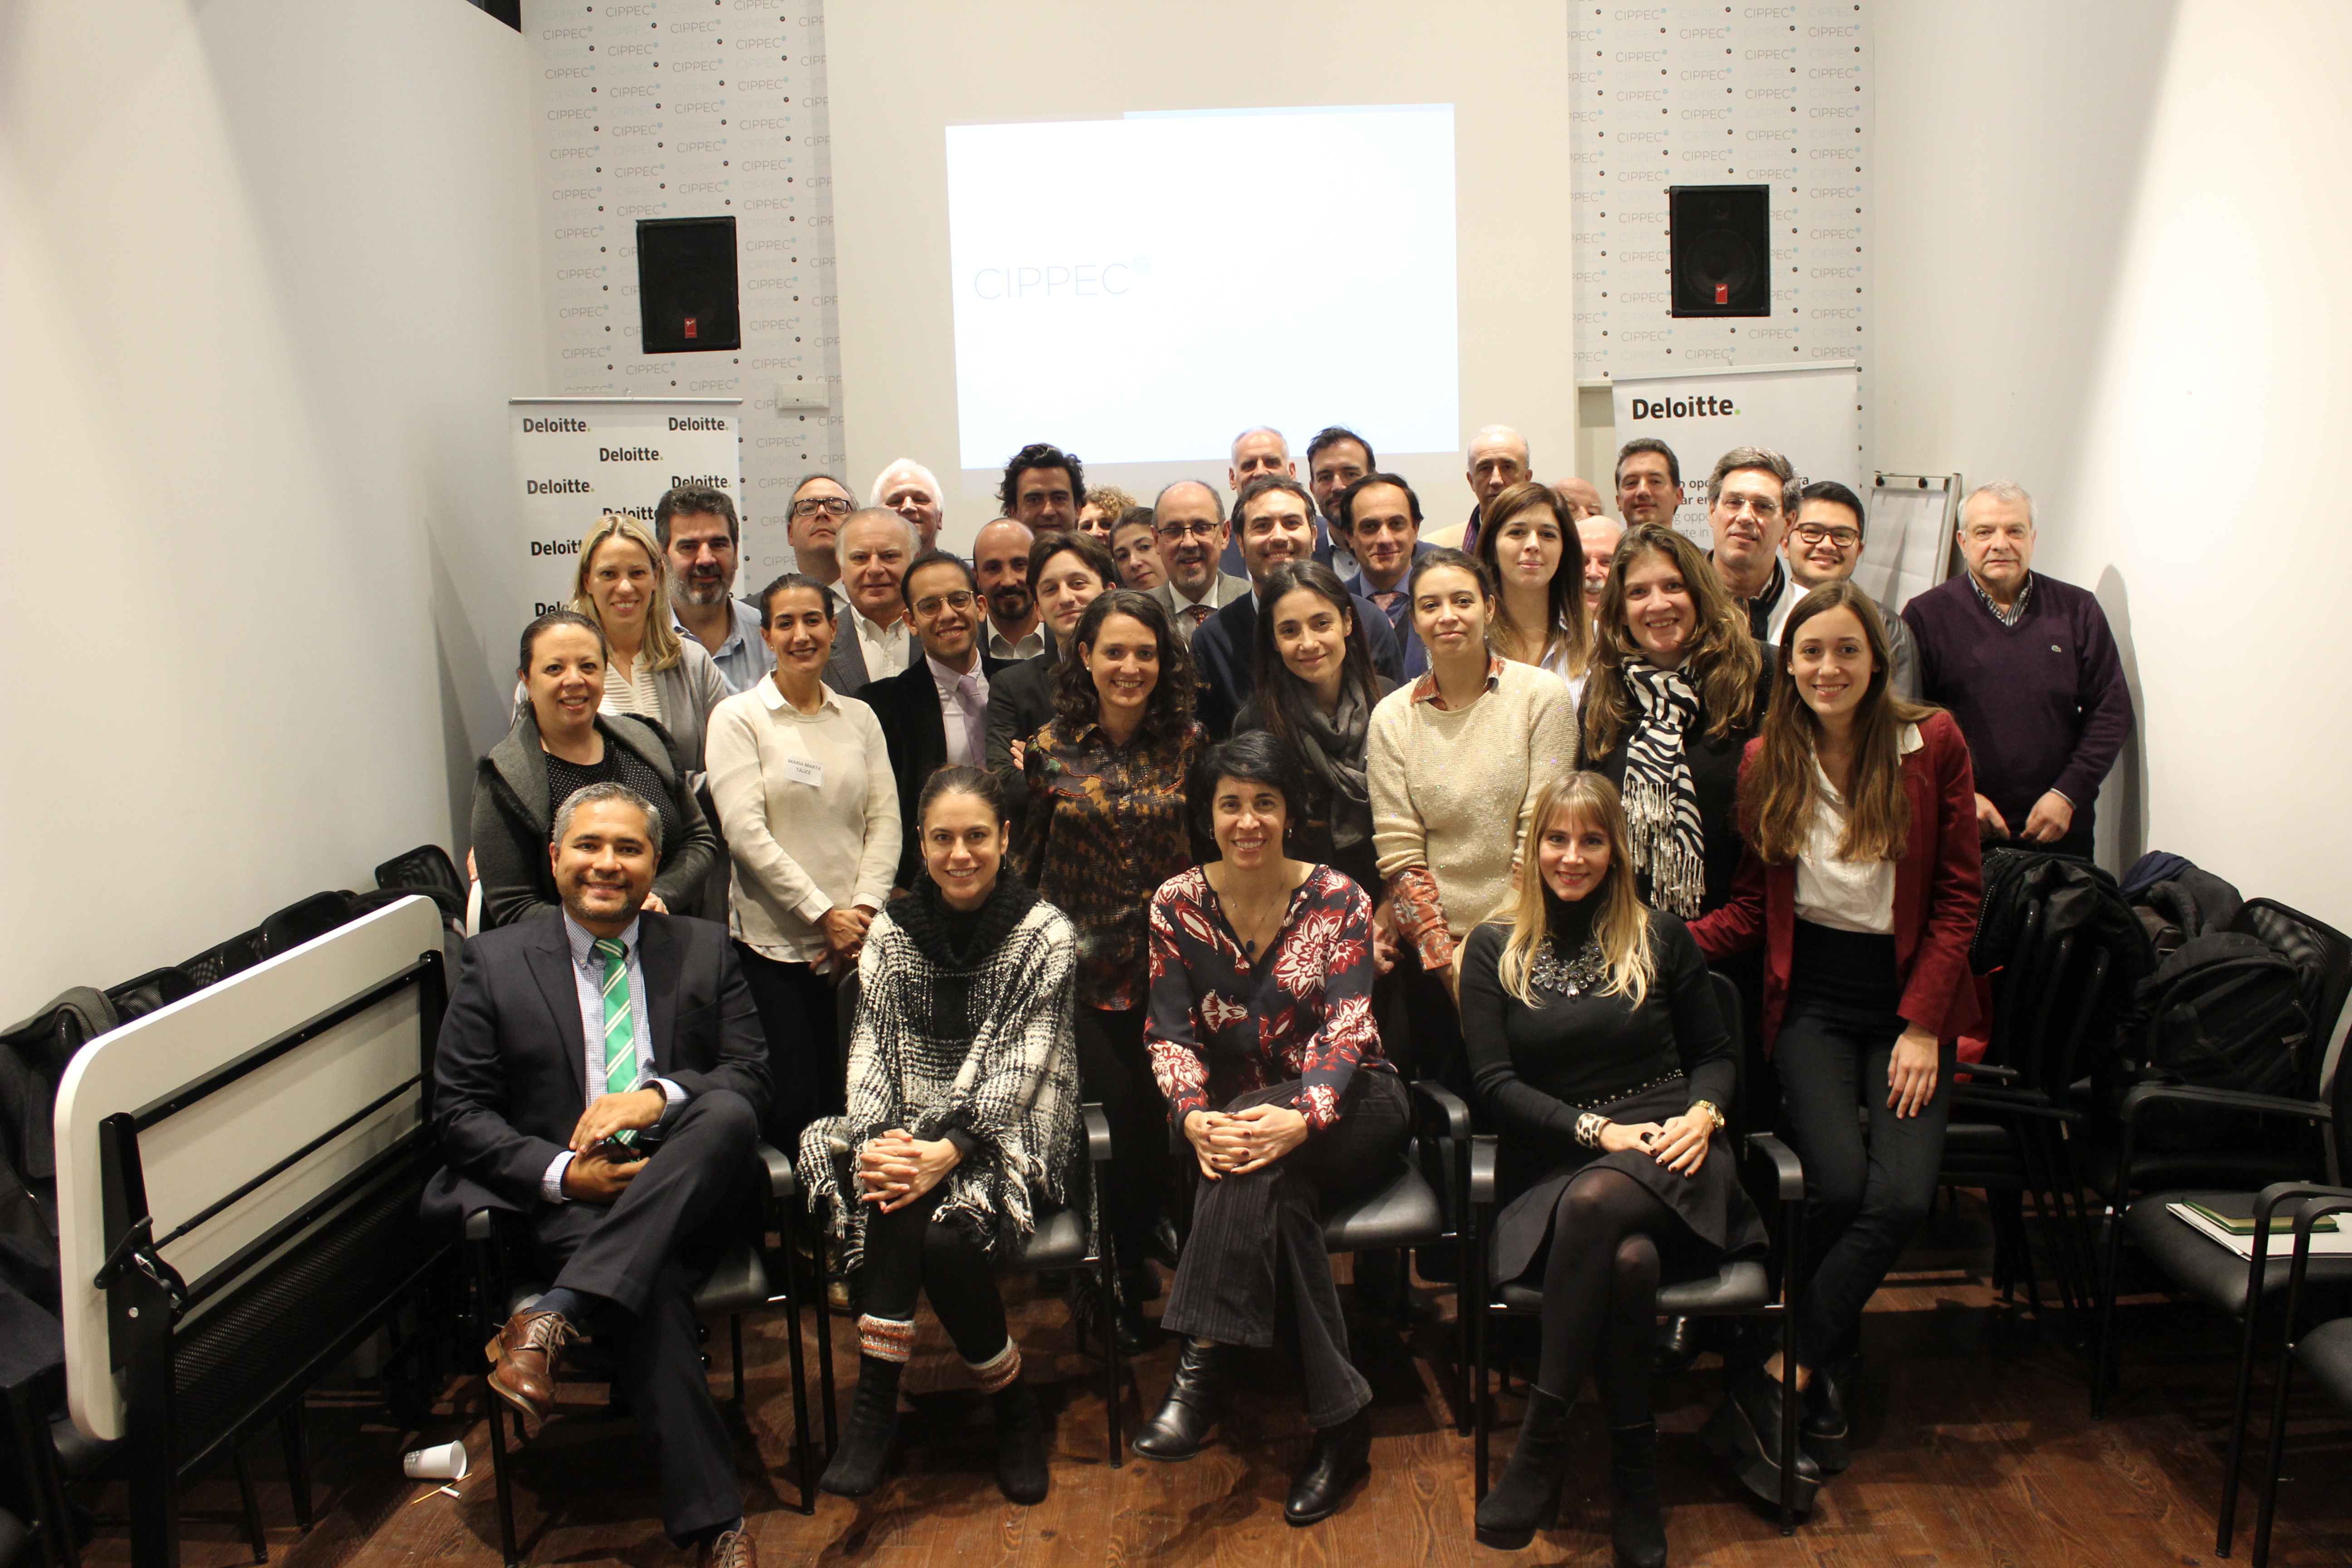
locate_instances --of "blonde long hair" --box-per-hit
[572,514,685,671]
[1494,771,1657,1009]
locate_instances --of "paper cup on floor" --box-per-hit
[403,1441,469,1481]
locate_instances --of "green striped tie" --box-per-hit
[593,936,639,1148]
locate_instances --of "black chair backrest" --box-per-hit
[254,891,359,961]
[104,967,196,1024]
[2230,898,2352,1099]
[375,844,466,920]
[1706,971,1750,1131]
[178,928,263,989]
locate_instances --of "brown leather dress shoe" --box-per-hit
[697,1528,755,1568]
[485,1309,574,1440]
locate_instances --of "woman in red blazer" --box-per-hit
[1690,581,1982,1505]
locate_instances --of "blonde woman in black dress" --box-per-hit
[1462,770,1765,1564]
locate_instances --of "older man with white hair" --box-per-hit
[1901,479,2133,859]
[869,458,944,555]
[1218,425,1335,576]
[1425,424,1531,553]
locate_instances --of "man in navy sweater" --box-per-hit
[1901,480,2134,861]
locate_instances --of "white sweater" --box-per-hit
[1368,659,1581,941]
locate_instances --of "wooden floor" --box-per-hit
[72,1193,2352,1568]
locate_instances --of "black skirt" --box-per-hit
[1492,1078,1769,1287]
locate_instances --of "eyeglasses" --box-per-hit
[1155,519,1221,541]
[790,496,853,519]
[1791,523,1861,549]
[1719,495,1782,519]
[911,590,977,616]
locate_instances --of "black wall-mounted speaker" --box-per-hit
[1668,185,1770,318]
[637,216,741,353]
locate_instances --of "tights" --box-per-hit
[1532,1168,1683,1427]
[856,1188,1009,1364]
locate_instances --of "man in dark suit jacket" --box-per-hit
[432,781,769,1568]
[858,550,1007,890]
[1191,474,1408,737]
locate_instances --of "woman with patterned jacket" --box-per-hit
[799,766,1079,1506]
[1128,732,1408,1529]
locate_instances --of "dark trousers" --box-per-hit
[735,944,839,1148]
[1162,1072,1412,1428]
[1775,1007,1955,1369]
[1075,1003,1165,1284]
[529,1090,758,1544]
[857,1189,1011,1364]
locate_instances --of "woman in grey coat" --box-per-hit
[473,610,719,929]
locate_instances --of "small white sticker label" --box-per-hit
[784,752,824,788]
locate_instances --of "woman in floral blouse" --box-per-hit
[1130,732,1407,1529]
[1020,587,1204,1352]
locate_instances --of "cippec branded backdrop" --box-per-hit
[1610,362,1860,544]
[510,398,744,637]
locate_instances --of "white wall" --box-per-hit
[0,0,544,1019]
[1873,0,2352,922]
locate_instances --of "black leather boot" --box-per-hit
[817,1356,902,1496]
[1703,1366,1822,1513]
[1652,1315,1700,1377]
[1474,1384,1572,1550]
[1132,1338,1227,1460]
[1608,1421,1668,1568]
[1284,1410,1372,1525]
[1801,1360,1852,1475]
[991,1381,1050,1504]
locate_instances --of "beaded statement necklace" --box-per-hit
[1527,933,1610,999]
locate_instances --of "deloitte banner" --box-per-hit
[1609,364,1861,547]
[509,396,744,626]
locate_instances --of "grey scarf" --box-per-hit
[1291,677,1374,850]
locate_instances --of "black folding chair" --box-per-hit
[466,1141,815,1568]
[1468,972,1809,1533]
[2092,1038,2352,1556]
[806,1103,1124,1463]
[2251,1189,2352,1568]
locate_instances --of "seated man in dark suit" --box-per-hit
[857,549,1008,891]
[1191,473,1406,737]
[433,781,770,1568]
[985,530,1113,836]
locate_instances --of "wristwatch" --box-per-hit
[1689,1100,1727,1132]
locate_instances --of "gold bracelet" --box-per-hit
[1690,1100,1727,1132]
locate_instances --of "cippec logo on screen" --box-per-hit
[969,257,1142,300]
[1628,393,1740,420]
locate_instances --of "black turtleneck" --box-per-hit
[1459,907,1738,1171]
[1544,887,1601,950]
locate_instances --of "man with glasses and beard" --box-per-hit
[1775,479,1918,699]
[659,485,773,695]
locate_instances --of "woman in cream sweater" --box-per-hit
[1368,548,1580,1081]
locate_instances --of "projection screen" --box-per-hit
[826,0,1573,551]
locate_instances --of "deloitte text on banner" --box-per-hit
[508,397,743,652]
[1608,364,1860,548]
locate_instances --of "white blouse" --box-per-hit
[1793,723,1922,936]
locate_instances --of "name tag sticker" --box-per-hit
[784,752,824,788]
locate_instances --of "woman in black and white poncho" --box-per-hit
[798,766,1079,1505]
